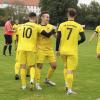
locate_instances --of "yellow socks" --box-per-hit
[47,67,55,79]
[30,67,35,82]
[35,67,41,83]
[26,67,30,76]
[67,73,73,90]
[15,62,20,75]
[64,68,67,86]
[20,68,26,86]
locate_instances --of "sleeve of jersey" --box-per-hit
[56,31,61,51]
[40,26,56,38]
[78,32,86,45]
[78,25,85,45]
[79,25,84,33]
[58,24,62,32]
[95,26,98,33]
[56,24,62,51]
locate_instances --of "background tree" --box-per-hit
[40,0,78,25]
[77,1,100,29]
[0,0,28,26]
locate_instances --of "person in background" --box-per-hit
[3,17,14,56]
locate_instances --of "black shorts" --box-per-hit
[4,34,12,44]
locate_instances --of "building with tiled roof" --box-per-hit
[0,0,40,6]
[0,0,40,15]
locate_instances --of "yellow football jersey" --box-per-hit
[13,24,19,40]
[37,24,55,51]
[58,20,84,55]
[95,25,100,53]
[17,22,41,52]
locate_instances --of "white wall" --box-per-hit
[27,6,41,16]
[0,4,41,16]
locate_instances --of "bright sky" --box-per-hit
[78,0,100,5]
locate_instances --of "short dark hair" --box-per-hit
[68,8,76,17]
[40,11,49,17]
[29,12,36,18]
[8,17,12,20]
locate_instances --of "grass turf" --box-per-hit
[0,28,100,100]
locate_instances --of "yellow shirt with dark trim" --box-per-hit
[95,25,100,53]
[13,24,19,40]
[37,24,55,51]
[17,22,41,52]
[58,21,84,55]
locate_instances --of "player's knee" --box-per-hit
[37,63,43,69]
[21,64,26,69]
[30,65,35,68]
[64,64,67,68]
[67,70,73,74]
[51,63,57,70]
[97,54,100,59]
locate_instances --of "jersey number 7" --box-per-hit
[67,28,73,40]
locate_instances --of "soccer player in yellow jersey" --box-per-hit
[13,20,19,50]
[13,21,20,80]
[35,11,57,90]
[17,12,41,90]
[56,8,86,94]
[89,25,100,59]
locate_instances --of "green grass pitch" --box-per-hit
[0,28,100,100]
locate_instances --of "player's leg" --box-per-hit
[45,51,56,86]
[35,51,45,90]
[96,47,100,59]
[8,35,12,56]
[20,64,26,90]
[66,55,78,95]
[3,44,7,56]
[3,35,8,56]
[15,62,20,80]
[61,55,68,89]
[15,51,20,80]
[27,52,36,90]
[97,54,100,59]
[19,51,27,90]
[35,63,43,90]
[13,35,17,51]
[26,67,30,77]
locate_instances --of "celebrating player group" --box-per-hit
[11,8,100,95]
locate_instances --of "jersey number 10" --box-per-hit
[23,27,32,38]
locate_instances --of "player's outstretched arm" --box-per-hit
[41,29,56,38]
[78,32,86,45]
[89,32,97,42]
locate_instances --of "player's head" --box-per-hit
[40,11,50,24]
[8,17,13,22]
[15,19,19,24]
[67,8,77,19]
[28,12,37,23]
